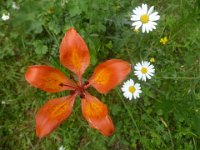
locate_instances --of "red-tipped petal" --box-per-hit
[25,65,76,93]
[88,59,131,93]
[60,28,90,80]
[36,94,77,138]
[81,93,115,136]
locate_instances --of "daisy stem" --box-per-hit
[143,82,165,96]
[167,128,175,150]
[116,88,141,138]
[124,47,134,66]
[137,103,160,126]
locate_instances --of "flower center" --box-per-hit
[129,86,136,93]
[140,14,149,24]
[141,67,148,74]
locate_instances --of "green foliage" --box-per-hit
[33,40,48,56]
[0,0,200,149]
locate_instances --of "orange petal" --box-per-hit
[36,94,77,138]
[81,92,115,136]
[25,65,76,93]
[88,59,131,93]
[60,28,90,81]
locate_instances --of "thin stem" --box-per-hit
[167,128,174,150]
[116,88,141,138]
[43,26,59,47]
[160,117,174,150]
[124,47,134,66]
[193,137,197,150]
[138,103,160,126]
[143,82,165,96]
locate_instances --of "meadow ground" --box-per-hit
[0,0,200,149]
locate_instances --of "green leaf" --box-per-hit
[105,41,113,49]
[33,40,48,55]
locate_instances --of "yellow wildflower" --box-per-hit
[160,37,168,45]
[150,58,155,63]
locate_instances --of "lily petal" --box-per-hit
[36,94,77,138]
[60,28,90,81]
[88,59,131,93]
[81,92,115,136]
[25,65,76,93]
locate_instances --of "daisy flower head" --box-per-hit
[134,61,155,82]
[1,13,10,21]
[121,79,142,100]
[131,4,160,33]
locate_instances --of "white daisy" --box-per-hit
[58,145,65,150]
[1,13,10,21]
[134,61,155,81]
[130,4,160,33]
[121,79,142,100]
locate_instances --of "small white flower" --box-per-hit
[58,145,65,150]
[134,61,155,82]
[130,3,160,33]
[1,13,10,21]
[12,2,20,10]
[121,79,142,100]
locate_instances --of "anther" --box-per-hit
[70,91,75,95]
[80,94,85,98]
[84,81,89,85]
[59,83,64,87]
[69,74,76,82]
[70,74,74,79]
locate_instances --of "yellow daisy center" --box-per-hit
[129,86,136,93]
[140,14,149,24]
[141,67,148,74]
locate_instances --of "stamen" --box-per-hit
[70,74,76,82]
[59,83,64,86]
[80,93,85,98]
[82,81,90,89]
[59,83,76,89]
[70,91,75,95]
[84,81,89,85]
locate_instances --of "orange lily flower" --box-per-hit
[25,28,131,138]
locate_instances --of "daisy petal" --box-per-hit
[135,21,142,29]
[148,6,154,15]
[131,15,140,21]
[142,4,148,14]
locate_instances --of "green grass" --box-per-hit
[0,0,200,149]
